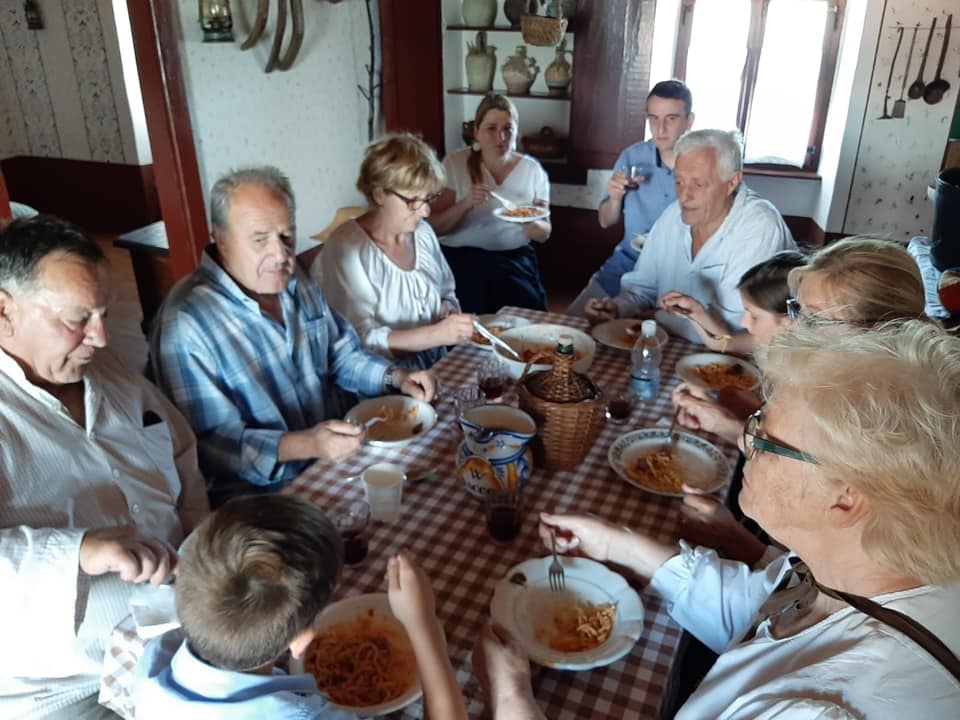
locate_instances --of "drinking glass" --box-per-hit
[484,489,524,542]
[335,500,371,565]
[605,388,636,423]
[478,355,508,401]
[624,163,654,189]
[362,463,405,524]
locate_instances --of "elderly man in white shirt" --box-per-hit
[0,217,208,719]
[585,129,796,342]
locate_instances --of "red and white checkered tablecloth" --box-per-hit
[284,307,741,720]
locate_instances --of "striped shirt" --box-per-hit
[151,250,390,502]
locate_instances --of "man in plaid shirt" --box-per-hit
[152,167,434,506]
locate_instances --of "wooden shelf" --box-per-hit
[446,22,577,34]
[447,87,570,101]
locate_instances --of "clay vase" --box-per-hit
[456,404,536,498]
[504,0,537,29]
[502,45,539,95]
[462,0,497,27]
[465,31,497,92]
[544,39,571,96]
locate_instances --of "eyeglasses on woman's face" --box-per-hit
[742,406,820,465]
[387,189,442,211]
[785,298,849,328]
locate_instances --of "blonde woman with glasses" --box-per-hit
[314,133,474,370]
[476,321,960,719]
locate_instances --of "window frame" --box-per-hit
[671,0,846,172]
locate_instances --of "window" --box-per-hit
[672,0,845,171]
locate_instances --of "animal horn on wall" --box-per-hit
[241,0,268,49]
[277,0,305,71]
[239,0,309,73]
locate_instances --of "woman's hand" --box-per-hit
[671,383,743,444]
[680,487,768,565]
[659,291,708,322]
[522,198,550,242]
[537,513,621,563]
[464,183,492,209]
[435,312,476,345]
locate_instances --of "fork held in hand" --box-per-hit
[548,530,565,592]
[667,305,732,345]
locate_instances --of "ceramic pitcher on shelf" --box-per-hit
[544,39,571,96]
[466,31,497,93]
[502,45,540,95]
[462,0,497,27]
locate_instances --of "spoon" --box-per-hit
[923,14,952,105]
[908,17,936,99]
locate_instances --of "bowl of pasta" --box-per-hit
[345,396,437,447]
[607,428,730,497]
[675,353,761,392]
[490,556,644,670]
[494,323,596,380]
[294,593,422,717]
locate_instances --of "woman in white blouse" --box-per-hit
[312,133,474,370]
[430,94,552,314]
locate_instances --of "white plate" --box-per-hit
[490,557,644,671]
[608,428,730,497]
[344,396,437,447]
[676,353,761,391]
[469,313,532,349]
[493,206,551,223]
[590,318,669,351]
[494,323,596,380]
[291,593,422,718]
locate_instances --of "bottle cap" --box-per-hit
[641,320,657,338]
[556,333,575,355]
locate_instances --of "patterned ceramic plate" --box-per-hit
[676,353,761,391]
[608,428,730,497]
[490,557,644,671]
[344,396,437,447]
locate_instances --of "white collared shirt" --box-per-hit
[0,347,207,719]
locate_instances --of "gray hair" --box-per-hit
[209,166,296,232]
[0,216,105,294]
[674,129,744,181]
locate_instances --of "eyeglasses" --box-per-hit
[785,298,848,328]
[387,189,442,211]
[742,407,820,465]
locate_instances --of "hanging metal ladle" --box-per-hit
[924,14,952,105]
[908,17,937,99]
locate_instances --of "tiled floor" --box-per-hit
[95,234,149,373]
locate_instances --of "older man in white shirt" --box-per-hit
[0,217,208,719]
[585,130,796,342]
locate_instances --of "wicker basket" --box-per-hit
[517,338,605,470]
[521,0,568,47]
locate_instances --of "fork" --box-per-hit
[548,530,565,592]
[666,305,732,346]
[489,190,518,211]
[664,407,681,453]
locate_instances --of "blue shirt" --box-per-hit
[135,630,357,720]
[151,250,391,503]
[595,140,678,296]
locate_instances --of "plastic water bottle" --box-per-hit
[630,319,662,400]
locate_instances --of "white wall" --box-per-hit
[0,0,143,164]
[175,0,379,249]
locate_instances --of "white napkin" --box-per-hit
[129,583,180,639]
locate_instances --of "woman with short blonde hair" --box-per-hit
[313,132,474,369]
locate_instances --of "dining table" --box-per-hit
[281,306,742,719]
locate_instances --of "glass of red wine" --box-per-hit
[484,489,524,542]
[605,388,636,424]
[335,500,371,565]
[623,163,654,190]
[478,355,509,401]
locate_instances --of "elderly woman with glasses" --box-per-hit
[314,133,475,370]
[473,321,960,718]
[429,94,552,314]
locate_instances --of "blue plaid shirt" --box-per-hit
[151,250,390,502]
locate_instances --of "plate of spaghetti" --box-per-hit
[608,428,730,497]
[295,593,422,717]
[345,396,438,447]
[493,205,550,223]
[676,353,761,391]
[490,556,644,670]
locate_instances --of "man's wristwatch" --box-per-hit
[383,367,401,393]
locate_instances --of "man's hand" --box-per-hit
[385,551,436,632]
[584,298,619,324]
[606,171,630,201]
[472,622,544,718]
[311,419,365,462]
[79,526,177,586]
[679,488,768,565]
[396,368,436,402]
